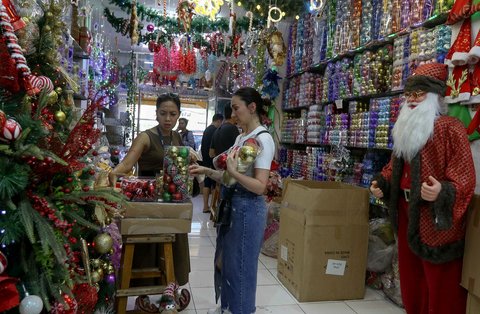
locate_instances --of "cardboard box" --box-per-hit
[467,293,480,314]
[277,181,370,302]
[124,201,193,219]
[121,201,192,235]
[462,195,480,302]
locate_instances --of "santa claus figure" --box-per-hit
[370,63,475,314]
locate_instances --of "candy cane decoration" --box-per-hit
[0,1,37,95]
[267,6,282,29]
[245,11,253,32]
[228,0,234,36]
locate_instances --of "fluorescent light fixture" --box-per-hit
[144,61,153,65]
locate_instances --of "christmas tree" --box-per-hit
[0,0,124,312]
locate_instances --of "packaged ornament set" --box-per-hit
[213,137,263,186]
[121,146,193,202]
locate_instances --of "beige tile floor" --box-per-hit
[127,196,406,314]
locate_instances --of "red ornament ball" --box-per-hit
[168,183,177,193]
[1,119,22,141]
[82,186,90,192]
[147,24,155,32]
[0,110,6,129]
[72,283,98,314]
[50,294,78,314]
[88,169,96,176]
[112,149,120,156]
[0,251,7,274]
[91,150,98,156]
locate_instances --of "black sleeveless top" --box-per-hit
[137,127,182,177]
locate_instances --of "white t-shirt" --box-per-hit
[233,126,275,177]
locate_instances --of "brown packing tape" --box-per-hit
[469,277,476,293]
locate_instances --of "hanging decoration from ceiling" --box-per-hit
[130,0,139,45]
[241,0,304,17]
[193,0,224,20]
[177,0,195,32]
[105,0,263,33]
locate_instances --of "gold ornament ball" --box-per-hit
[90,259,102,268]
[44,25,51,32]
[47,90,58,105]
[91,270,102,283]
[93,233,113,254]
[107,265,115,274]
[109,248,114,255]
[46,12,53,18]
[105,216,112,225]
[102,261,109,269]
[54,110,66,123]
[96,267,104,278]
[239,146,256,160]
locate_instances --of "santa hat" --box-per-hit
[445,18,471,67]
[404,62,448,95]
[447,0,472,25]
[445,65,472,103]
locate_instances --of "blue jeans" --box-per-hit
[214,186,268,314]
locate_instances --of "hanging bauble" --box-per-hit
[146,24,155,32]
[0,251,7,274]
[47,91,59,106]
[54,87,62,95]
[0,110,6,130]
[19,294,43,314]
[1,119,22,141]
[29,76,54,94]
[90,259,101,268]
[54,111,66,123]
[50,294,78,314]
[90,270,102,283]
[93,233,113,254]
[72,283,98,314]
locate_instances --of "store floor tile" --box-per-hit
[127,195,406,314]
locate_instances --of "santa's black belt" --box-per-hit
[401,189,411,202]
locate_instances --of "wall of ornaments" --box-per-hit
[276,0,463,195]
[279,0,480,194]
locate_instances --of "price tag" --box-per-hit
[325,259,346,276]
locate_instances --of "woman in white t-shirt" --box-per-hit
[190,87,275,314]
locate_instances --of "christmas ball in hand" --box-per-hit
[239,145,257,160]
[179,146,189,158]
[54,110,66,123]
[93,233,113,254]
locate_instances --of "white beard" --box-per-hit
[392,92,442,162]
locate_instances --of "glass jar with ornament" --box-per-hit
[162,146,192,202]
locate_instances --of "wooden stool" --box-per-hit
[116,233,176,314]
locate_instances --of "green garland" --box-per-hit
[106,0,264,34]
[241,0,305,17]
[105,8,245,53]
